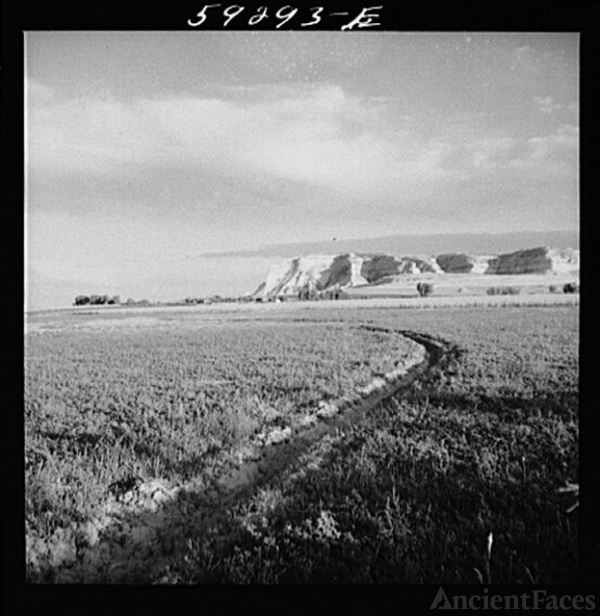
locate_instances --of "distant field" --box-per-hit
[24,302,579,583]
[345,272,580,298]
[26,289,579,333]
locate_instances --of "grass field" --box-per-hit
[24,302,579,583]
[344,272,580,299]
[24,315,420,548]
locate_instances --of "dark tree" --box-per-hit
[417,282,433,297]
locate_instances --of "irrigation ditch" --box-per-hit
[26,327,455,583]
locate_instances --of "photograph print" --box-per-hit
[24,29,580,585]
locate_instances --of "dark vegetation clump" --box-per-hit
[319,287,348,300]
[416,282,434,297]
[563,283,579,294]
[74,295,120,306]
[297,284,348,301]
[486,286,521,296]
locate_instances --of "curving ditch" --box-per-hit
[26,328,451,583]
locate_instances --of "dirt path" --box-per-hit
[26,329,451,583]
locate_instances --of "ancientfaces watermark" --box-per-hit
[430,587,596,611]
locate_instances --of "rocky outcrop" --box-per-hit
[256,253,442,298]
[485,247,579,275]
[361,255,442,282]
[436,253,494,274]
[257,254,358,297]
[318,254,358,289]
[437,247,580,275]
[254,246,579,298]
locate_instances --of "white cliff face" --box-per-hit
[472,256,496,274]
[348,253,369,287]
[284,256,324,293]
[547,248,580,275]
[258,253,443,297]
[254,246,579,297]
[259,255,335,297]
[262,259,294,294]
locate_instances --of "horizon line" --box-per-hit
[190,229,580,259]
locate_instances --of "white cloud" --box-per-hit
[510,45,534,72]
[534,95,562,114]
[27,80,579,209]
[26,81,458,201]
[467,136,519,170]
[439,122,578,177]
[507,124,578,174]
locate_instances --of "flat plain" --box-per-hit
[24,298,579,583]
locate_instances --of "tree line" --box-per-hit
[73,295,121,306]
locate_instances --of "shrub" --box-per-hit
[486,286,521,296]
[417,282,433,297]
[78,294,120,305]
[549,285,557,294]
[563,283,579,294]
[298,284,318,301]
[87,294,110,305]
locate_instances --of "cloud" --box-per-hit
[534,95,562,114]
[510,45,540,75]
[508,124,578,174]
[27,80,579,212]
[468,136,518,169]
[436,123,578,179]
[26,81,460,202]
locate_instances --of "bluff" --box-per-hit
[484,246,579,275]
[254,252,440,298]
[437,247,579,275]
[253,246,579,298]
[435,253,495,274]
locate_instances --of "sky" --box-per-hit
[25,31,579,309]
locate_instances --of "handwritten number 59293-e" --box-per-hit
[187,5,382,29]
